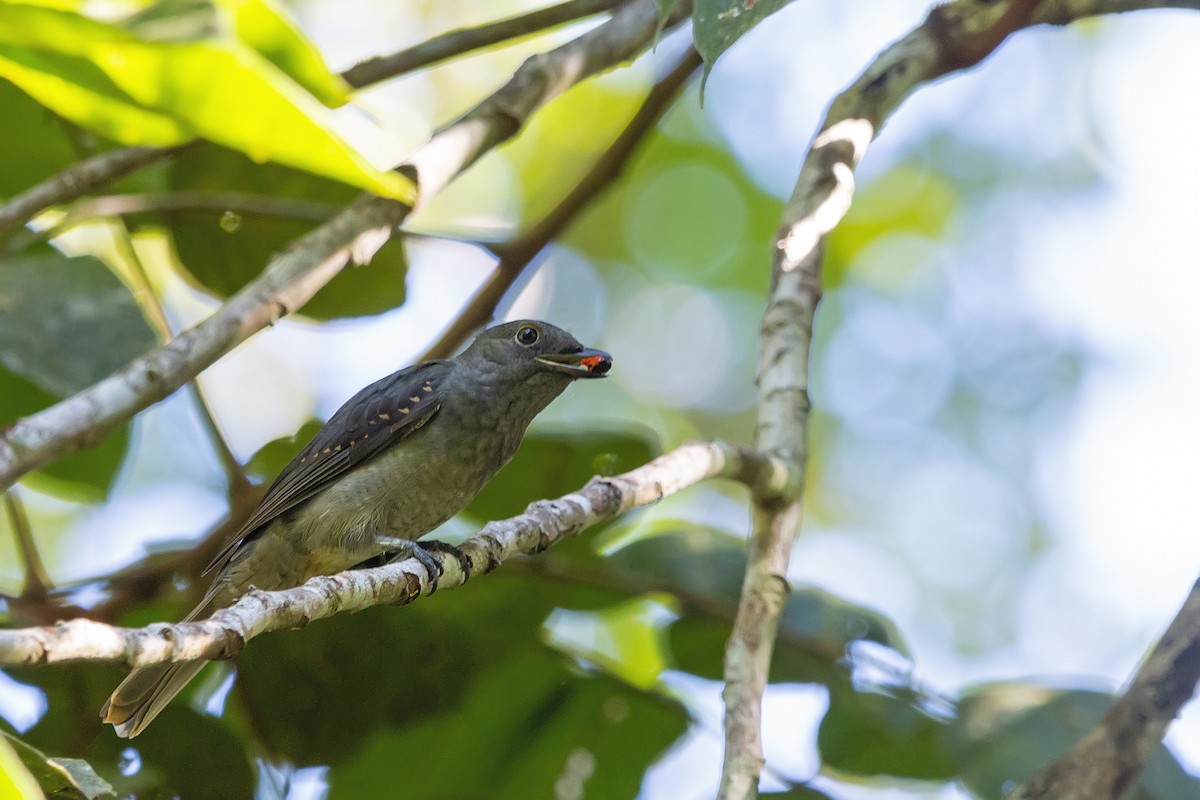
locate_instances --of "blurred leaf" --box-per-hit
[164,144,408,319]
[245,419,323,482]
[0,365,131,499]
[0,252,156,396]
[819,680,955,781]
[3,729,116,799]
[234,569,573,765]
[234,602,475,764]
[543,595,678,689]
[763,789,835,800]
[603,528,906,682]
[0,79,77,198]
[694,0,795,91]
[945,683,1200,800]
[0,250,146,496]
[1,730,63,799]
[0,4,412,199]
[328,648,687,800]
[465,428,659,522]
[7,663,253,799]
[564,116,780,295]
[779,589,907,661]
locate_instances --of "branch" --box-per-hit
[0,0,694,494]
[0,145,192,238]
[1004,577,1200,800]
[340,0,624,88]
[4,191,338,253]
[715,0,1200,796]
[419,45,703,361]
[0,441,797,668]
[4,489,50,599]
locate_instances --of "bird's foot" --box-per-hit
[419,540,473,585]
[375,538,471,593]
[376,536,443,591]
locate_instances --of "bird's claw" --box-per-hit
[376,536,444,592]
[419,540,472,584]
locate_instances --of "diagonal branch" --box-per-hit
[340,0,625,88]
[0,0,694,494]
[420,45,702,361]
[0,441,797,668]
[715,0,1200,797]
[1004,576,1200,800]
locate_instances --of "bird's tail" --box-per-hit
[100,659,208,738]
[100,596,218,738]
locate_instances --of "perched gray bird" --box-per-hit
[101,320,611,738]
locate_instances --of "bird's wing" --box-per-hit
[203,360,453,575]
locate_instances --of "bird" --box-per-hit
[101,320,612,738]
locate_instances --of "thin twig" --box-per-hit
[714,0,1194,796]
[419,45,703,360]
[113,224,253,498]
[4,191,338,253]
[0,441,796,667]
[4,489,50,599]
[1005,576,1200,800]
[0,145,193,239]
[0,0,695,494]
[340,0,624,88]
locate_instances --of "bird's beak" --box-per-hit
[535,347,612,378]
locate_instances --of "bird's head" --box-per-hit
[460,320,612,387]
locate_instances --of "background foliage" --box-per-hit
[0,0,1198,798]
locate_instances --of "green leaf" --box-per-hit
[603,528,907,682]
[819,680,955,781]
[465,428,660,522]
[945,683,1200,800]
[0,3,412,200]
[0,252,156,396]
[542,595,678,689]
[0,731,60,800]
[654,0,678,20]
[6,662,254,800]
[327,648,687,799]
[763,789,835,800]
[3,729,115,799]
[164,144,408,319]
[693,0,796,92]
[0,252,147,497]
[0,79,78,198]
[245,419,323,482]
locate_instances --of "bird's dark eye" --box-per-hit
[515,325,539,347]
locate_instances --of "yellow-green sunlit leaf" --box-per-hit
[220,0,347,106]
[0,3,412,200]
[543,595,679,690]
